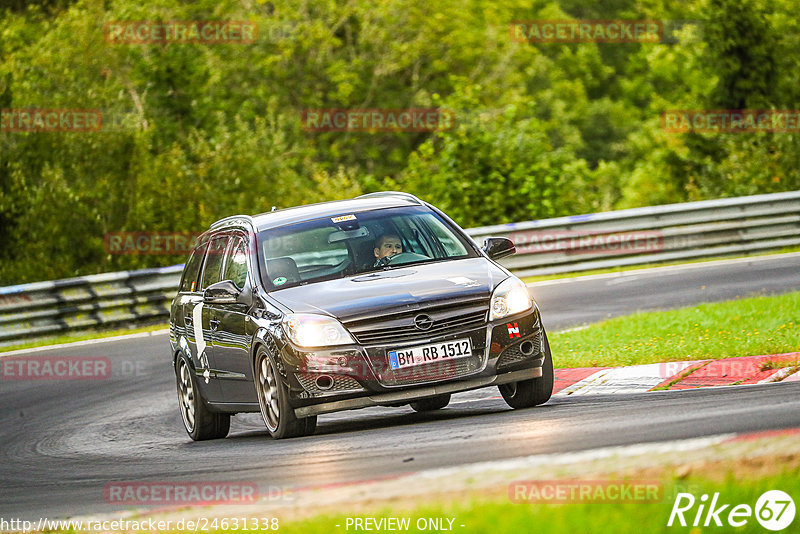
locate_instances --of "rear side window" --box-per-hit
[179,242,208,293]
[201,236,228,289]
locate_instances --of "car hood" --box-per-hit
[269,258,508,322]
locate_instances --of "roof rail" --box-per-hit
[209,214,255,230]
[356,191,423,204]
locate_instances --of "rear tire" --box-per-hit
[176,355,230,440]
[499,330,554,409]
[410,393,451,412]
[254,347,317,439]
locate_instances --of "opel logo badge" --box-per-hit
[414,314,434,330]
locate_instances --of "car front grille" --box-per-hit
[376,353,484,386]
[344,297,490,387]
[345,298,488,346]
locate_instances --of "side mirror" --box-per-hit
[483,237,516,260]
[203,280,241,304]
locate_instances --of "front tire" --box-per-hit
[410,393,451,412]
[254,347,317,439]
[176,355,230,440]
[499,330,554,409]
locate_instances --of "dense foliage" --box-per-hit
[1,0,798,284]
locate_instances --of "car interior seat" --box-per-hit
[265,256,302,284]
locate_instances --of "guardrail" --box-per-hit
[0,266,182,345]
[1,190,798,345]
[470,189,800,277]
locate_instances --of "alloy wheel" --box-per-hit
[258,355,280,431]
[177,359,196,431]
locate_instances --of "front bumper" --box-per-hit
[293,366,542,418]
[279,305,545,408]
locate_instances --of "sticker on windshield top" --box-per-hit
[273,277,287,286]
[331,214,357,223]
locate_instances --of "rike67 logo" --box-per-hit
[668,490,795,531]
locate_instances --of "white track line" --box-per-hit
[0,329,170,357]
[528,251,800,287]
[778,369,800,382]
[414,434,736,480]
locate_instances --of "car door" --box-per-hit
[191,234,230,402]
[173,240,221,402]
[206,234,258,404]
[173,241,206,359]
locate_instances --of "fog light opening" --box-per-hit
[520,340,535,356]
[315,374,334,390]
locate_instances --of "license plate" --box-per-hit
[387,338,472,370]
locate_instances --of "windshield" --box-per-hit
[256,206,478,290]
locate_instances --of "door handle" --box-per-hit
[210,318,220,331]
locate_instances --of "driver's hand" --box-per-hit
[377,256,392,267]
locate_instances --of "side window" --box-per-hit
[201,235,228,289]
[179,242,208,293]
[223,237,248,289]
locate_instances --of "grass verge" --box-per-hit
[549,291,800,368]
[274,468,800,534]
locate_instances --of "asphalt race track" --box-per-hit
[1,254,799,520]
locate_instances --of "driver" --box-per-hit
[373,234,403,266]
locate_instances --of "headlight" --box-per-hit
[282,314,355,348]
[489,277,532,320]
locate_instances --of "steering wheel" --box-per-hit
[384,252,430,265]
